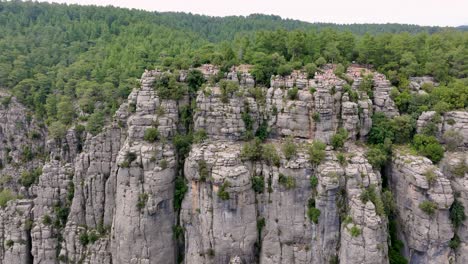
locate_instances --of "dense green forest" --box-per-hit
[0,1,466,135]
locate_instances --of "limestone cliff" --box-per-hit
[0,64,465,264]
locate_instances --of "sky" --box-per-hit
[39,0,468,27]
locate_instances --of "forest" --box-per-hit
[0,0,466,135]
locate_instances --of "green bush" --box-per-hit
[173,133,193,158]
[443,130,462,151]
[5,239,14,248]
[0,189,16,207]
[359,74,374,98]
[159,159,168,169]
[257,217,266,235]
[304,63,317,78]
[88,231,99,244]
[198,160,209,182]
[315,57,326,67]
[424,170,437,185]
[143,128,159,142]
[277,64,293,76]
[349,225,361,237]
[53,202,70,228]
[307,207,321,224]
[308,141,326,166]
[368,113,395,145]
[390,115,415,144]
[219,80,239,103]
[451,161,467,177]
[331,128,348,149]
[287,87,299,100]
[255,120,269,141]
[334,64,345,75]
[86,111,105,136]
[307,198,321,224]
[310,176,318,189]
[278,173,295,189]
[412,134,444,163]
[360,185,385,216]
[218,181,230,200]
[450,199,466,228]
[186,69,205,94]
[173,225,184,240]
[48,121,67,140]
[153,72,186,100]
[137,193,149,210]
[388,219,408,264]
[449,234,461,249]
[79,232,89,246]
[20,167,42,188]
[251,176,264,193]
[42,214,52,225]
[261,144,281,166]
[174,177,188,210]
[241,138,263,161]
[337,153,347,166]
[120,151,137,168]
[282,138,297,160]
[193,129,208,144]
[382,189,396,216]
[366,147,388,170]
[419,200,437,215]
[312,112,320,122]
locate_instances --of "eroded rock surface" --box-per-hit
[0,65,465,264]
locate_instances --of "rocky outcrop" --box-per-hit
[0,92,46,192]
[339,144,388,264]
[409,77,438,93]
[390,149,454,263]
[1,64,466,264]
[417,111,468,149]
[194,89,260,140]
[0,199,33,264]
[441,152,468,264]
[267,87,314,139]
[372,73,399,118]
[181,142,257,264]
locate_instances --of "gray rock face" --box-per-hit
[339,144,388,264]
[417,111,468,149]
[0,200,33,264]
[0,93,46,192]
[440,152,468,264]
[1,65,467,264]
[180,139,393,264]
[181,142,257,264]
[194,91,260,140]
[68,70,178,264]
[267,87,314,139]
[409,77,438,93]
[181,140,337,264]
[390,149,454,264]
[372,73,399,118]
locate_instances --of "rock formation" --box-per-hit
[0,64,465,264]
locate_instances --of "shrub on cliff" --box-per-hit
[241,138,263,161]
[366,147,388,170]
[450,199,466,228]
[331,128,348,149]
[308,141,326,166]
[0,189,16,208]
[419,200,437,215]
[282,137,297,160]
[412,134,444,163]
[144,128,160,142]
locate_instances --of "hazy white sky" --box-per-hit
[39,0,467,26]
